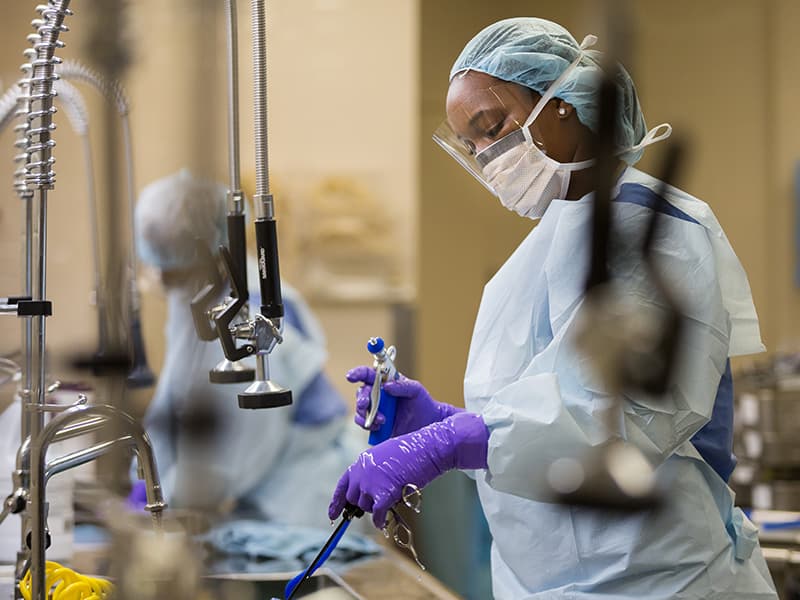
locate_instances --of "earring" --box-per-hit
[558,107,567,116]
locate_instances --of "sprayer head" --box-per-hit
[236,353,292,409]
[238,379,292,409]
[210,358,255,384]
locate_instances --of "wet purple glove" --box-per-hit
[347,366,462,437]
[126,480,148,511]
[328,412,488,528]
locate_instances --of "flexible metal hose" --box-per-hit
[52,79,88,136]
[251,0,271,211]
[56,60,141,311]
[0,85,21,134]
[56,60,129,116]
[14,49,36,200]
[52,79,104,343]
[25,3,72,191]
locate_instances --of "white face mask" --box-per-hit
[473,34,670,220]
[475,35,599,220]
[433,35,672,220]
[477,129,594,219]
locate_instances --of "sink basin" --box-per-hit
[202,568,363,600]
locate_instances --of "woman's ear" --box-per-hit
[555,100,574,119]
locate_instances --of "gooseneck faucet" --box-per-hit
[27,404,166,600]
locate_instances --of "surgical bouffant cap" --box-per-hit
[135,169,228,270]
[451,17,648,164]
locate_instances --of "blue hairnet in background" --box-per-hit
[450,17,648,165]
[135,169,229,270]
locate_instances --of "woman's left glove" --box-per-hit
[347,367,461,437]
[328,412,489,528]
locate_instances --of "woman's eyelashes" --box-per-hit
[484,120,504,139]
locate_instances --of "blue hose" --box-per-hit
[284,519,352,599]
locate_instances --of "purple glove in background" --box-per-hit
[347,366,462,438]
[328,411,489,528]
[126,479,148,511]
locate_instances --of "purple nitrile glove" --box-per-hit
[328,411,488,529]
[126,480,148,511]
[346,366,462,438]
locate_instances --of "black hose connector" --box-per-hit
[227,213,247,290]
[216,246,255,362]
[254,218,283,319]
[127,315,155,388]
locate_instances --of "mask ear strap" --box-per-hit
[521,34,598,146]
[625,123,672,153]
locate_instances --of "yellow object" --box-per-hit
[19,561,113,600]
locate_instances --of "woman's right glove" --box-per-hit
[346,366,462,438]
[328,411,489,528]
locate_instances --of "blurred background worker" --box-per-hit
[133,169,350,528]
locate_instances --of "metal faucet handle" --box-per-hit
[0,492,26,525]
[251,314,283,353]
[0,496,13,525]
[35,392,88,413]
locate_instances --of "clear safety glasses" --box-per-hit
[432,82,535,196]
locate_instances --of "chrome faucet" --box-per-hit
[5,404,167,600]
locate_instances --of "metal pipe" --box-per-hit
[224,0,242,205]
[29,184,47,449]
[21,3,73,594]
[45,435,134,483]
[16,415,107,474]
[16,57,35,509]
[22,194,33,381]
[30,404,165,600]
[120,114,139,301]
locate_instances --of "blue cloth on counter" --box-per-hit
[199,520,381,564]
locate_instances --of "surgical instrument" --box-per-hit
[382,484,425,571]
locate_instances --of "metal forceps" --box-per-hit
[383,484,425,571]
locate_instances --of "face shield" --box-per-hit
[433,35,671,219]
[433,76,599,218]
[432,83,535,196]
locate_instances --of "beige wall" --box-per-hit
[769,0,800,353]
[418,0,800,407]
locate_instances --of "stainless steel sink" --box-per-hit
[202,568,363,599]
